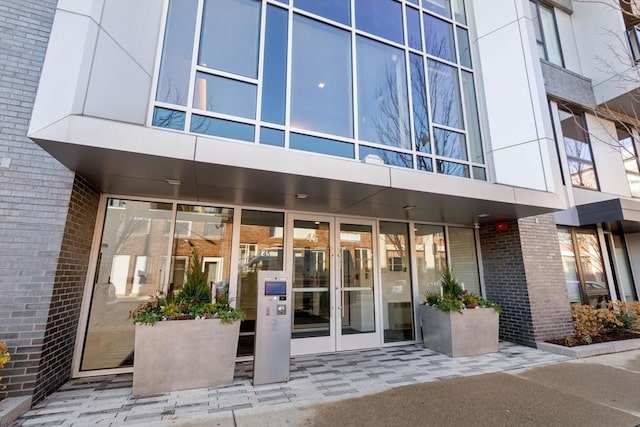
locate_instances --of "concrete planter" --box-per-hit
[133,319,240,396]
[419,304,499,357]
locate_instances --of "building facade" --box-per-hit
[1,0,638,407]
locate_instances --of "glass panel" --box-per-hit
[567,159,598,189]
[448,227,480,295]
[81,199,173,370]
[410,54,430,153]
[415,224,446,297]
[340,223,375,335]
[423,0,451,18]
[291,15,353,137]
[190,115,255,142]
[558,229,582,303]
[290,133,354,158]
[262,5,288,125]
[428,59,463,129]
[193,72,257,119]
[152,107,185,131]
[379,221,414,342]
[359,146,413,168]
[434,127,467,160]
[292,220,331,338]
[461,71,484,163]
[198,0,261,78]
[357,36,410,149]
[294,0,350,25]
[168,206,234,303]
[628,173,640,198]
[236,210,284,356]
[437,159,469,177]
[355,0,403,44]
[424,14,455,62]
[539,3,563,66]
[473,166,487,181]
[259,127,285,147]
[559,109,597,189]
[617,126,639,173]
[417,156,433,171]
[456,27,472,68]
[155,0,197,105]
[406,6,422,50]
[612,235,638,301]
[576,230,609,308]
[452,0,466,24]
[530,1,543,45]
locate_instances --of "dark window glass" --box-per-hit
[423,0,451,18]
[291,15,353,137]
[260,127,285,147]
[191,115,255,142]
[290,133,354,158]
[355,0,403,44]
[424,13,455,62]
[434,128,467,160]
[262,5,288,125]
[410,54,430,153]
[456,27,472,67]
[198,0,261,78]
[357,36,410,149]
[428,59,463,129]
[417,156,433,172]
[152,107,185,131]
[437,159,469,177]
[406,6,422,50]
[359,146,413,168]
[193,72,257,119]
[294,0,350,25]
[156,0,197,105]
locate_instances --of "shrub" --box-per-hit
[0,341,10,391]
[571,301,640,341]
[422,268,501,314]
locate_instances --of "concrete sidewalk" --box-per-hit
[186,350,640,427]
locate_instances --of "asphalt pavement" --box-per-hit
[179,350,640,427]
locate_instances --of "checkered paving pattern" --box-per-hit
[11,342,568,426]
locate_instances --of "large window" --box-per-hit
[152,0,486,180]
[559,108,598,190]
[530,1,564,67]
[558,228,610,307]
[617,126,640,197]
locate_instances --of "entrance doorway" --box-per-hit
[288,215,378,355]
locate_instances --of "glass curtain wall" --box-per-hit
[81,200,172,371]
[415,224,446,296]
[152,0,487,180]
[81,200,235,371]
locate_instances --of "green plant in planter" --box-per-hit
[423,268,501,314]
[131,249,244,325]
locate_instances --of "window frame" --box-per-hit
[530,0,565,67]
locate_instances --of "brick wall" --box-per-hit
[33,175,99,403]
[479,214,573,346]
[0,0,75,400]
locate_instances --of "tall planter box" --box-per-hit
[419,304,499,357]
[133,319,240,396]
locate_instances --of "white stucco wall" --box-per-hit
[29,0,164,134]
[470,0,560,192]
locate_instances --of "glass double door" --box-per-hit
[288,215,378,355]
